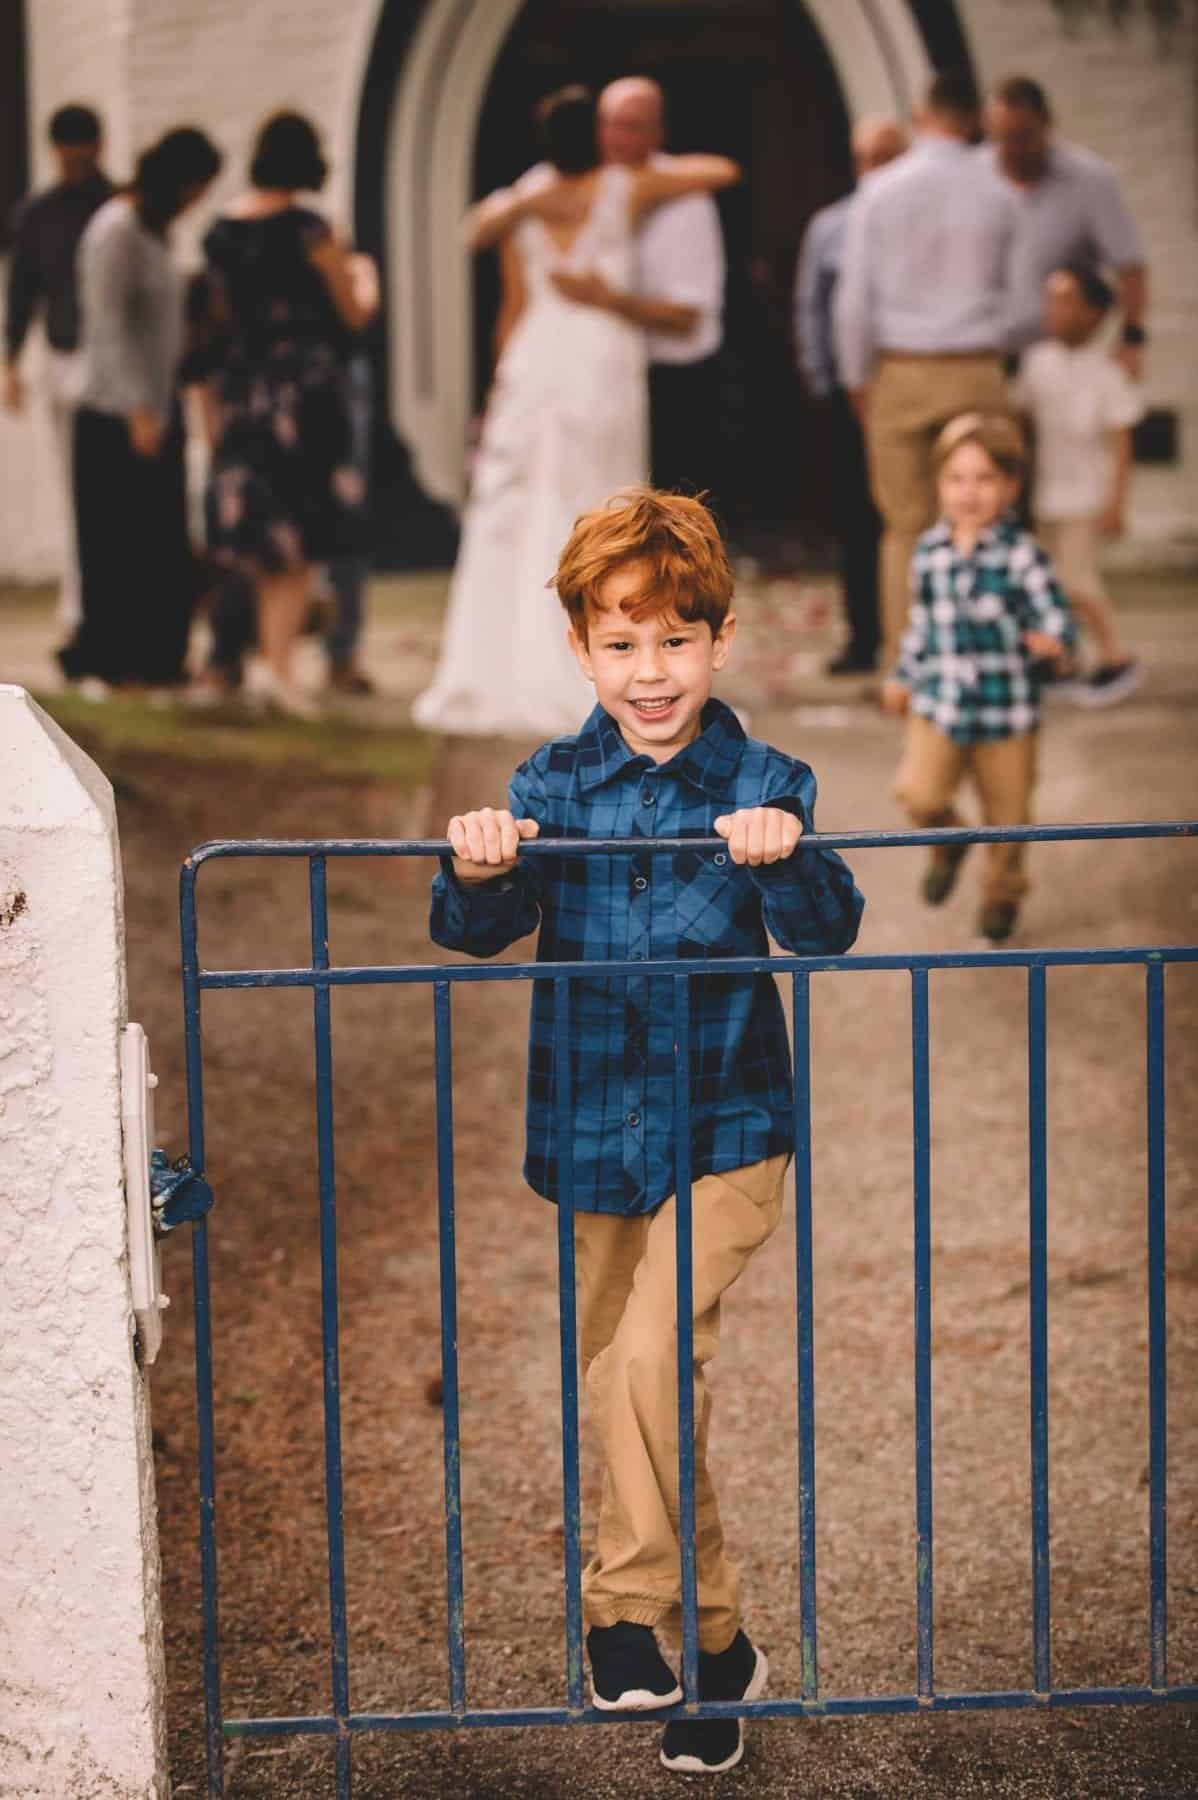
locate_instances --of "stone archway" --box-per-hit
[365,0,938,512]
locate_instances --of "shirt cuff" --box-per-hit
[438,854,519,899]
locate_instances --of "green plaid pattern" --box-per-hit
[894,517,1076,744]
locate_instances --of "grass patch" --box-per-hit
[31,688,438,787]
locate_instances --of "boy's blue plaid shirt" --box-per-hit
[430,699,864,1215]
[895,517,1076,743]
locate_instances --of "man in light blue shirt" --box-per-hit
[834,71,1024,667]
[981,74,1148,371]
[794,117,906,673]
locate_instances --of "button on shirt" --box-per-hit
[834,136,1027,390]
[430,700,864,1215]
[1011,339,1145,520]
[793,193,852,396]
[894,518,1076,743]
[977,141,1145,349]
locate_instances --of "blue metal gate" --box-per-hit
[178,822,1197,1796]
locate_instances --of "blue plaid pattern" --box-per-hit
[894,517,1076,745]
[430,700,864,1214]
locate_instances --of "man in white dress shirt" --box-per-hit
[551,77,727,500]
[834,70,1026,667]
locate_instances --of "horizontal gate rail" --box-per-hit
[178,823,1198,1797]
[186,820,1197,861]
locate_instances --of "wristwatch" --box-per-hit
[1121,322,1147,347]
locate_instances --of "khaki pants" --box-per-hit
[575,1154,788,1654]
[1037,516,1122,664]
[893,715,1037,906]
[866,353,1010,666]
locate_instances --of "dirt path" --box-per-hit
[119,595,1198,1798]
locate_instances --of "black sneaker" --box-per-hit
[979,900,1019,943]
[826,648,877,676]
[587,1622,682,1712]
[1073,659,1143,708]
[659,1631,769,1775]
[921,842,969,907]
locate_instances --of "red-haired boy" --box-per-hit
[431,488,863,1775]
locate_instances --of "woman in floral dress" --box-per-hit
[202,111,374,715]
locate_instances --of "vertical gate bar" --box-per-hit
[673,975,700,1705]
[911,968,934,1699]
[553,978,585,1710]
[1146,962,1167,1688]
[1027,966,1051,1693]
[792,972,819,1701]
[181,861,224,1797]
[309,856,352,1797]
[433,983,467,1713]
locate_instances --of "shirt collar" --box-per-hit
[914,132,970,159]
[930,514,1017,554]
[577,698,746,797]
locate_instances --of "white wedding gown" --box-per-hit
[413,166,648,736]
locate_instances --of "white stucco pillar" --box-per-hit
[0,686,168,1799]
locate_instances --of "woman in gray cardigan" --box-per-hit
[57,127,221,693]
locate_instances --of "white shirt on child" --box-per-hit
[1012,339,1145,521]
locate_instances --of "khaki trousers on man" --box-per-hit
[866,352,1010,666]
[894,715,1037,905]
[574,1154,788,1654]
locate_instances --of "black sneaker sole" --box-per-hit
[1072,663,1145,708]
[659,1647,769,1773]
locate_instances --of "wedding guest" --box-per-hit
[323,254,381,695]
[835,71,1025,669]
[982,76,1148,374]
[793,116,907,674]
[1011,266,1145,703]
[201,111,376,718]
[56,127,222,696]
[4,105,114,629]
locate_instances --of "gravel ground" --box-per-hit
[63,580,1198,1798]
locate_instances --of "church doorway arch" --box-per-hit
[353,0,972,554]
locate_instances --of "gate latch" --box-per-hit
[121,1023,214,1367]
[149,1150,214,1234]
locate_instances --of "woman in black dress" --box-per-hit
[201,112,374,716]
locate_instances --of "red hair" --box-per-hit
[552,487,733,639]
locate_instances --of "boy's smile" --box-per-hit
[568,562,736,762]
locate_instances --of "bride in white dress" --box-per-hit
[412,87,737,737]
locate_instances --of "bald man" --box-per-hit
[794,117,907,673]
[552,77,729,502]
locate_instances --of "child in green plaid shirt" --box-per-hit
[882,413,1077,942]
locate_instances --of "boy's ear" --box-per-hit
[568,625,594,680]
[711,611,737,671]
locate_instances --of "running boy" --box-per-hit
[431,488,863,1776]
[883,413,1076,943]
[1011,265,1146,705]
